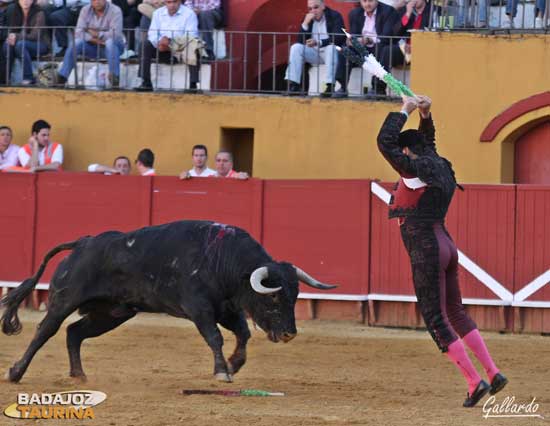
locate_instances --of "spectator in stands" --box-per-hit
[88,156,132,174]
[47,0,89,57]
[179,144,216,179]
[214,150,248,179]
[134,0,200,92]
[0,125,20,170]
[55,0,124,89]
[186,0,223,60]
[0,0,50,85]
[135,148,156,175]
[18,119,63,171]
[377,0,429,92]
[504,0,546,28]
[333,0,399,98]
[284,0,345,97]
[112,0,140,58]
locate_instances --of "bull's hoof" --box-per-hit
[70,374,88,383]
[214,373,233,383]
[4,368,21,383]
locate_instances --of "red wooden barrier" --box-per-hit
[1,173,550,331]
[0,174,36,281]
[34,173,152,282]
[369,182,413,296]
[151,177,263,241]
[370,183,516,301]
[262,180,371,296]
[513,186,550,332]
[446,185,516,301]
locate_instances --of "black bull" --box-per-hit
[0,220,337,383]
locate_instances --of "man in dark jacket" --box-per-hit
[334,0,398,97]
[284,0,345,97]
[378,0,431,80]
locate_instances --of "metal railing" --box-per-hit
[428,0,549,29]
[0,27,414,97]
[0,20,546,95]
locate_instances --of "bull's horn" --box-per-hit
[294,267,338,290]
[250,267,281,294]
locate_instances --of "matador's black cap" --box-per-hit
[398,130,426,155]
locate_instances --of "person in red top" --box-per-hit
[214,150,249,179]
[377,0,430,93]
[18,120,63,172]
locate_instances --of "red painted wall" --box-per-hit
[0,174,35,281]
[262,180,370,295]
[514,121,550,184]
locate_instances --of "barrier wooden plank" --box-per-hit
[151,177,263,241]
[34,173,152,282]
[262,180,370,296]
[0,174,36,281]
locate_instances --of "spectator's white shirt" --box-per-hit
[362,10,379,45]
[148,4,199,48]
[142,168,156,176]
[188,167,216,177]
[18,143,63,167]
[302,15,329,47]
[0,144,20,169]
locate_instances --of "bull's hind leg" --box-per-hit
[66,304,136,380]
[219,311,251,376]
[7,308,75,382]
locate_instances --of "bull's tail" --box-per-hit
[0,240,80,336]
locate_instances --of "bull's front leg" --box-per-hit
[193,315,232,382]
[219,311,251,376]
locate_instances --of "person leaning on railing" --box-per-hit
[0,125,21,170]
[0,0,50,85]
[54,0,124,89]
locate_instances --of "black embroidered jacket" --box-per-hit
[377,112,459,223]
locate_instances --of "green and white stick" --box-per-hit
[340,28,415,97]
[363,53,415,97]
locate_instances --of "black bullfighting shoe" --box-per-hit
[490,373,508,395]
[463,380,491,408]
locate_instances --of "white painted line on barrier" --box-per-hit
[298,293,369,301]
[370,181,392,204]
[512,300,550,308]
[371,181,515,303]
[513,270,550,302]
[0,281,49,291]
[457,250,514,302]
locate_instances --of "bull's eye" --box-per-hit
[270,293,278,301]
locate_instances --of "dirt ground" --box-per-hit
[1,310,548,426]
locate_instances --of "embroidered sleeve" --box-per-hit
[377,112,436,180]
[418,114,436,154]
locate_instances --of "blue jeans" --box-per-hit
[507,0,545,17]
[2,40,49,81]
[59,38,125,79]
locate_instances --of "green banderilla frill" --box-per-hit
[382,73,415,97]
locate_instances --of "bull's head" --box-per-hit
[245,262,337,343]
